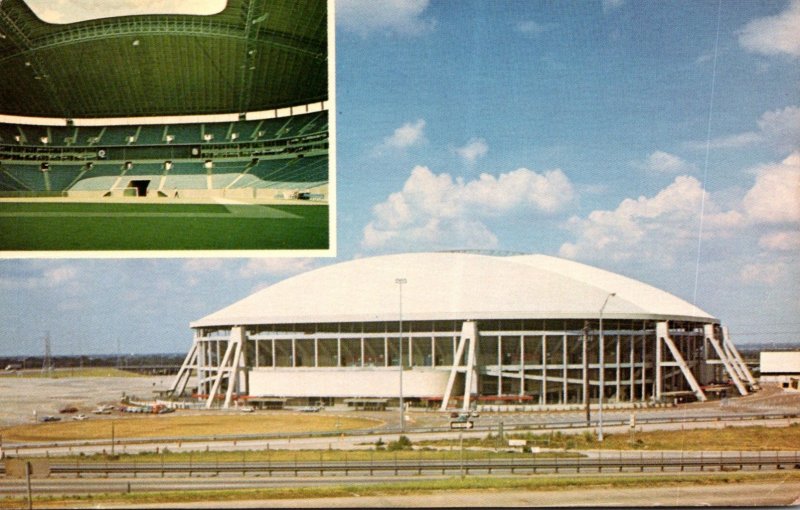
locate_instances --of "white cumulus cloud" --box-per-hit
[689,105,800,152]
[756,106,800,152]
[742,152,800,224]
[380,119,427,150]
[454,138,489,164]
[740,261,788,285]
[362,165,575,251]
[0,263,79,290]
[238,258,318,278]
[558,175,739,266]
[516,20,553,36]
[738,0,800,57]
[602,0,625,13]
[758,231,800,251]
[633,150,697,174]
[337,0,435,37]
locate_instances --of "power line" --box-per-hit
[692,0,723,305]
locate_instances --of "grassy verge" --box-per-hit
[420,424,800,451]
[50,446,582,464]
[2,471,797,509]
[0,414,383,442]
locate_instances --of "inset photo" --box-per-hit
[0,0,331,254]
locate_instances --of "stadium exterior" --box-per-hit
[170,252,757,411]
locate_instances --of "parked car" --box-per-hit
[40,415,60,422]
[59,406,78,414]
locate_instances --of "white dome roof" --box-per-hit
[192,252,716,327]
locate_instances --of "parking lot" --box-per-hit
[0,373,168,427]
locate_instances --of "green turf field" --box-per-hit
[0,201,329,251]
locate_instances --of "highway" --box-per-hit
[102,481,800,508]
[1,453,798,498]
[3,410,798,458]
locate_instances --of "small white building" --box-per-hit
[759,351,800,390]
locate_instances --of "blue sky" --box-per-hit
[1,0,798,355]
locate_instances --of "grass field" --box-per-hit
[0,201,328,250]
[0,413,382,442]
[420,424,800,452]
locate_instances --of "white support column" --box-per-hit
[640,333,647,399]
[206,338,235,408]
[440,322,471,411]
[462,323,478,411]
[170,341,198,395]
[519,335,525,396]
[176,347,198,397]
[721,339,747,383]
[656,322,707,402]
[223,326,246,408]
[722,327,757,387]
[497,336,503,396]
[562,335,568,404]
[615,335,621,402]
[198,339,207,395]
[541,336,547,405]
[704,324,748,396]
[582,326,589,408]
[655,333,662,401]
[629,335,635,402]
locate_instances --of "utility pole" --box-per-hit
[395,278,407,433]
[41,332,53,376]
[583,320,590,427]
[25,461,33,510]
[598,293,616,442]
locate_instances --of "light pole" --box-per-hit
[395,278,407,432]
[598,292,616,442]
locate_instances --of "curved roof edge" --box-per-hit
[192,252,716,328]
[191,312,718,329]
[0,101,329,127]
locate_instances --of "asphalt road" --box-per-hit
[121,481,800,508]
[4,477,798,507]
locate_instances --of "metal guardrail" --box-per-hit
[4,410,799,453]
[3,451,799,478]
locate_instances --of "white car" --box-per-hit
[72,414,88,421]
